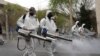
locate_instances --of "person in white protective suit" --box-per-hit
[78,23,86,37]
[71,21,79,35]
[78,23,85,34]
[17,7,39,56]
[40,10,58,56]
[79,24,95,37]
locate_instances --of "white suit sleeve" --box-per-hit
[52,21,57,31]
[71,25,76,32]
[40,18,48,29]
[17,16,25,28]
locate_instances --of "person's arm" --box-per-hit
[17,16,25,28]
[52,20,57,32]
[40,18,48,30]
[71,25,76,32]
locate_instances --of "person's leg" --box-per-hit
[23,38,36,56]
[45,41,54,56]
[0,34,4,41]
[46,37,57,53]
[0,34,4,45]
[51,40,57,53]
[23,40,29,56]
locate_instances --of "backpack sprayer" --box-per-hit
[41,28,72,42]
[47,33,72,41]
[17,31,52,51]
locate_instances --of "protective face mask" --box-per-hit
[29,12,34,16]
[47,12,53,19]
[51,16,55,20]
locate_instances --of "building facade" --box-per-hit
[96,0,100,35]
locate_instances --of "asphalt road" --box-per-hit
[0,37,100,56]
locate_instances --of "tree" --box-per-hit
[49,0,79,29]
[49,0,96,32]
[36,10,46,21]
[78,0,97,33]
[0,2,27,39]
[2,2,26,29]
[36,10,66,30]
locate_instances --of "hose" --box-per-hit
[17,37,26,51]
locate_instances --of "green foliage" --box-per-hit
[55,14,67,28]
[36,10,46,21]
[49,0,69,8]
[3,2,26,28]
[49,0,78,9]
[36,9,67,28]
[49,0,79,29]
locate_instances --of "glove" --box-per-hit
[42,28,47,37]
[56,29,59,32]
[22,26,29,31]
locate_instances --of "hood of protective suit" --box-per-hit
[82,23,85,28]
[46,10,52,16]
[46,10,53,19]
[75,21,79,25]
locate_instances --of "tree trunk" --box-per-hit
[5,10,9,40]
[69,0,73,27]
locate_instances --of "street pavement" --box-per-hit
[0,37,100,56]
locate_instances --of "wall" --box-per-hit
[96,0,100,35]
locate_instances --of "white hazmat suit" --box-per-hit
[40,10,57,56]
[78,23,87,37]
[71,21,79,36]
[17,12,39,56]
